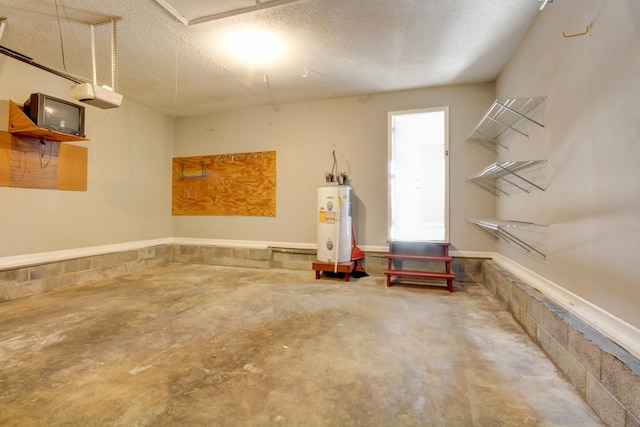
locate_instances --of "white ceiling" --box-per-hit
[0,0,542,117]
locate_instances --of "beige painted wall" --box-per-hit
[173,83,497,251]
[496,0,640,328]
[0,56,173,257]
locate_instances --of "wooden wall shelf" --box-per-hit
[1,100,89,191]
[8,100,88,143]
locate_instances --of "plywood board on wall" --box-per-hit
[0,133,11,187]
[58,143,88,191]
[172,150,276,216]
[0,133,87,191]
[9,137,59,189]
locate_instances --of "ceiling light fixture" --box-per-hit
[226,29,283,64]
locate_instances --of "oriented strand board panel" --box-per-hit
[172,151,276,216]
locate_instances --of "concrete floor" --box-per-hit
[0,263,603,426]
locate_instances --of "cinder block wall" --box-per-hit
[0,245,172,302]
[483,261,640,427]
[0,245,486,302]
[171,245,319,270]
[172,245,485,285]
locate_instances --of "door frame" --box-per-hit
[387,106,450,242]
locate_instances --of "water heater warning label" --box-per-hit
[319,210,336,224]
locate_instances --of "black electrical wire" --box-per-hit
[39,139,53,169]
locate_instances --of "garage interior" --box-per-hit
[1,1,639,426]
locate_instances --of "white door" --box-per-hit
[388,107,449,241]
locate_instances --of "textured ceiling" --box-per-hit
[0,0,541,117]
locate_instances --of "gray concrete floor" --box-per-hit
[0,263,603,426]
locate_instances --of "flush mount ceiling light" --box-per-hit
[155,0,303,25]
[226,28,283,63]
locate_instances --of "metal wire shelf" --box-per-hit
[467,160,547,196]
[467,218,548,259]
[466,96,546,152]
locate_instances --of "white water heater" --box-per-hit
[317,185,352,263]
